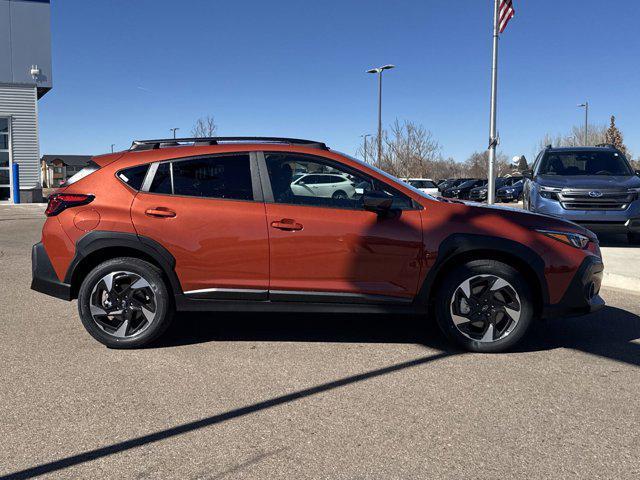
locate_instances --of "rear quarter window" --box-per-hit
[118,164,149,191]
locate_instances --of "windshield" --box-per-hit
[457,180,483,189]
[337,152,438,200]
[538,150,633,176]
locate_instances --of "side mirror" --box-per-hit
[522,170,533,179]
[363,191,393,213]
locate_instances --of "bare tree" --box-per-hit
[357,119,441,178]
[464,151,510,178]
[536,123,606,152]
[191,115,218,138]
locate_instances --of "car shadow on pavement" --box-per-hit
[597,233,639,248]
[517,306,640,367]
[155,311,457,352]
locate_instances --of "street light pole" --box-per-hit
[110,144,115,153]
[366,65,395,165]
[361,134,372,163]
[170,127,180,139]
[578,102,589,145]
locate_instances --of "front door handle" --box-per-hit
[271,218,303,231]
[145,208,176,218]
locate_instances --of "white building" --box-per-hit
[0,0,52,203]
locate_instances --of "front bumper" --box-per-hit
[542,255,604,318]
[497,191,519,201]
[532,196,640,234]
[31,242,72,300]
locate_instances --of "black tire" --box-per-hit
[435,259,535,353]
[628,232,640,245]
[78,257,173,348]
[332,190,348,199]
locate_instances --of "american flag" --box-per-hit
[498,0,515,33]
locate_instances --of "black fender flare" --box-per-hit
[417,233,549,307]
[64,231,182,296]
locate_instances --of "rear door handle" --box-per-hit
[271,219,303,231]
[145,208,176,218]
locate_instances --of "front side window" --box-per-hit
[537,150,633,176]
[265,153,413,210]
[149,154,253,201]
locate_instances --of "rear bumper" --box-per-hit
[31,242,72,300]
[542,255,604,318]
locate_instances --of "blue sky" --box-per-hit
[40,0,640,162]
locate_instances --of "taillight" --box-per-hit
[45,193,94,216]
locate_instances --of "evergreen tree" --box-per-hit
[604,115,629,157]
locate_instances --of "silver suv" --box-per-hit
[522,145,640,244]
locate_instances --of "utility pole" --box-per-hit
[578,102,589,145]
[110,144,115,153]
[366,65,395,165]
[170,127,179,139]
[361,134,372,163]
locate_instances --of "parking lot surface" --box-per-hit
[1,206,639,479]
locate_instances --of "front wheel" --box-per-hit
[435,260,535,353]
[78,257,173,348]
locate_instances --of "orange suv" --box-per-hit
[32,137,604,352]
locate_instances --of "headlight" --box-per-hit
[480,189,487,193]
[505,188,514,193]
[628,187,640,200]
[539,186,560,200]
[451,189,460,194]
[536,229,589,249]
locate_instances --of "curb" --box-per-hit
[601,272,640,292]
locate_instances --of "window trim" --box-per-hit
[139,152,263,203]
[257,151,419,211]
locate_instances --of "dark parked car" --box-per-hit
[443,179,486,199]
[469,176,523,202]
[497,179,524,202]
[438,178,471,193]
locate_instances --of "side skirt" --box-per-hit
[175,295,422,315]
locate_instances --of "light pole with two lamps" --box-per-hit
[366,64,395,164]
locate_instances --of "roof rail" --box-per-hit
[129,136,329,151]
[595,143,616,149]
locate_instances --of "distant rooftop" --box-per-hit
[42,154,92,167]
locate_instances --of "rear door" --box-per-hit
[131,152,269,299]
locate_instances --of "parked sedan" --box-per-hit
[469,176,523,202]
[443,179,486,199]
[438,178,472,193]
[497,179,524,202]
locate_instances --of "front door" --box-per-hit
[261,152,424,302]
[131,152,269,299]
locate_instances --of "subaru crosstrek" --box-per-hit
[32,137,604,352]
[523,145,640,244]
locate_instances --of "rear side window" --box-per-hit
[118,164,148,191]
[149,154,253,201]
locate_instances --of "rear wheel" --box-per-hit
[332,190,348,199]
[435,260,534,353]
[628,232,640,245]
[78,257,173,348]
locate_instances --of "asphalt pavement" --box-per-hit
[1,205,639,479]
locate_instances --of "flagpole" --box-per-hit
[487,0,499,205]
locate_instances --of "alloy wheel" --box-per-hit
[449,274,522,343]
[89,271,157,338]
